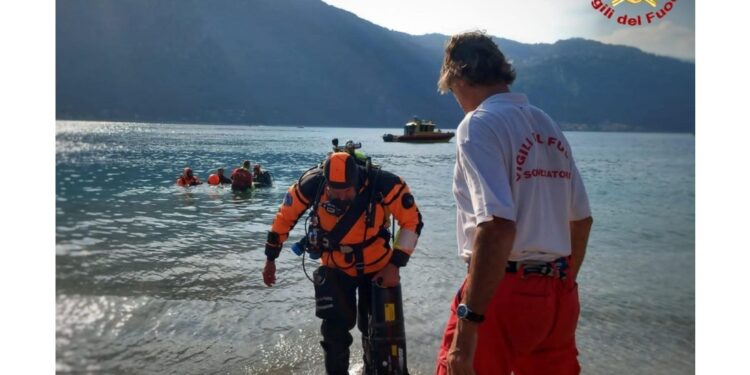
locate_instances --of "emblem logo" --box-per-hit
[590,0,677,26]
[611,0,657,7]
[283,192,293,206]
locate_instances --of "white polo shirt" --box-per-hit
[453,93,591,263]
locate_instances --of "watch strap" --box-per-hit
[458,304,485,323]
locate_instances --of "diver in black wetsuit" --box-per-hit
[217,168,232,184]
[253,164,273,188]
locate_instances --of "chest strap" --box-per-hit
[328,228,392,277]
[318,181,374,251]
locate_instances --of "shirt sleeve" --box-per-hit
[458,114,515,224]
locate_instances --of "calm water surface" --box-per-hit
[56,122,694,374]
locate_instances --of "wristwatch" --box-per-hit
[456,304,485,323]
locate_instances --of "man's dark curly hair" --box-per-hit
[438,31,516,93]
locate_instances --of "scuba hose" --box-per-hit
[299,215,319,285]
[296,177,327,285]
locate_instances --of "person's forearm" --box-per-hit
[463,217,516,314]
[570,216,593,281]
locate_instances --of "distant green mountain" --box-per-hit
[57,0,695,132]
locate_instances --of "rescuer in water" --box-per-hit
[231,160,254,192]
[207,167,233,185]
[176,167,202,187]
[252,164,273,188]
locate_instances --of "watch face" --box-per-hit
[457,304,468,318]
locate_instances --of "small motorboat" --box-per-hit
[383,117,454,143]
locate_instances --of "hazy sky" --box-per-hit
[322,0,695,60]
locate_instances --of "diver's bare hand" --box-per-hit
[262,260,276,286]
[372,264,400,288]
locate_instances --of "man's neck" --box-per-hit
[458,83,509,113]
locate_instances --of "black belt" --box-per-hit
[506,257,569,279]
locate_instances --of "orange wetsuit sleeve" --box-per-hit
[381,176,423,267]
[265,181,315,261]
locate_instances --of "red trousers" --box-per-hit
[435,272,581,375]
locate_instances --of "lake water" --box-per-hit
[56,121,694,374]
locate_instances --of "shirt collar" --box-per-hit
[480,92,529,108]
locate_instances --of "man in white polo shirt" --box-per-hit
[434,31,594,375]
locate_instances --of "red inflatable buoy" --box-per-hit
[207,174,220,185]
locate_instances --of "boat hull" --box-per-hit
[382,132,454,143]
